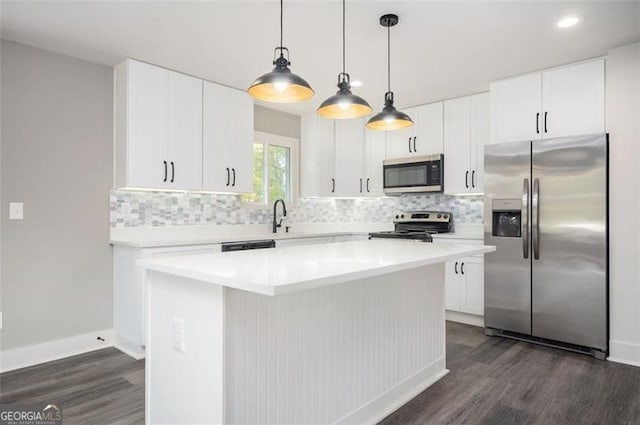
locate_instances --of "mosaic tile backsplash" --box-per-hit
[110,190,484,228]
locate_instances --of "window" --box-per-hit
[243,132,299,204]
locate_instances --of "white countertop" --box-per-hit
[110,223,392,248]
[138,239,495,296]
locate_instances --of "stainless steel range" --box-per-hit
[369,211,453,242]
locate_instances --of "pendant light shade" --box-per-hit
[248,0,314,103]
[367,14,414,131]
[317,73,372,119]
[317,0,372,119]
[366,92,414,131]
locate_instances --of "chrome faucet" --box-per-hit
[272,199,287,233]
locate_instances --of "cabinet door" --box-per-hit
[461,257,484,316]
[127,60,169,189]
[228,89,254,193]
[444,96,471,195]
[415,102,444,155]
[490,73,542,144]
[542,59,605,139]
[445,260,461,311]
[334,119,365,196]
[203,81,232,192]
[469,93,490,194]
[300,114,318,197]
[364,130,386,196]
[385,106,416,159]
[167,71,202,190]
[317,118,336,196]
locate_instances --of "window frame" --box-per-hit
[245,131,299,206]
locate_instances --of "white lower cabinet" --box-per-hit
[445,256,484,316]
[113,243,222,358]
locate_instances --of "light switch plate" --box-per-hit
[9,202,23,220]
[172,318,185,353]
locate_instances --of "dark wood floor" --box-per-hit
[1,322,639,425]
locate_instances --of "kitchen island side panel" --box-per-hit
[224,264,446,425]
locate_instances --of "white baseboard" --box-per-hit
[336,358,448,425]
[446,310,484,327]
[113,334,145,360]
[608,340,640,367]
[0,328,114,373]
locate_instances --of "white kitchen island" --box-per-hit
[139,239,495,425]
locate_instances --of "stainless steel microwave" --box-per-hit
[383,154,444,194]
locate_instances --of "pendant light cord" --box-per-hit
[387,23,391,93]
[280,0,284,53]
[342,0,346,75]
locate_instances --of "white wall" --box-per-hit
[0,40,113,353]
[607,41,640,366]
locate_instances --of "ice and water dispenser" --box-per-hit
[491,199,522,238]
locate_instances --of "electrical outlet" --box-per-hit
[172,318,185,353]
[9,202,23,220]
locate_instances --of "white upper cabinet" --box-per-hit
[444,93,489,195]
[542,60,605,139]
[334,119,365,196]
[490,59,605,144]
[386,102,444,159]
[116,59,202,190]
[116,58,254,193]
[415,102,444,155]
[363,131,387,196]
[469,93,490,194]
[444,97,471,195]
[300,115,386,198]
[490,73,542,144]
[167,71,203,190]
[202,81,254,193]
[300,114,336,197]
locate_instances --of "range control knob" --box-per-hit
[401,214,405,219]
[395,215,399,219]
[443,214,448,219]
[437,214,442,218]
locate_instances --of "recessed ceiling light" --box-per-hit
[351,80,363,87]
[557,16,581,28]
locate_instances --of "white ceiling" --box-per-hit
[2,1,639,116]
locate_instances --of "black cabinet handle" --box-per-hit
[471,170,475,188]
[232,168,236,186]
[413,137,417,153]
[536,112,540,134]
[226,167,230,186]
[461,262,465,275]
[359,178,363,193]
[544,112,548,133]
[408,137,412,153]
[465,171,469,189]
[331,178,335,193]
[163,161,168,182]
[366,178,370,193]
[454,262,458,274]
[170,161,175,183]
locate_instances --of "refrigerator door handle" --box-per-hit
[532,178,540,260]
[522,178,529,259]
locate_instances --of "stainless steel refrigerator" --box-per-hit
[484,134,608,359]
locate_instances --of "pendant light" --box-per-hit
[366,14,414,131]
[248,0,314,103]
[317,0,372,119]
